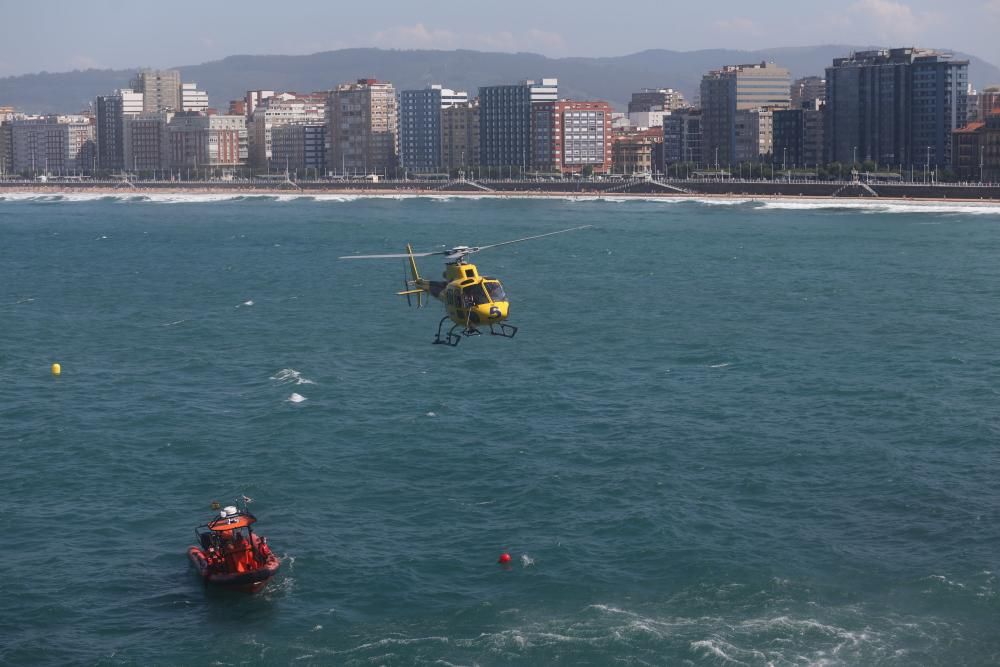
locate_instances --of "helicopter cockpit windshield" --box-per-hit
[484,281,506,302]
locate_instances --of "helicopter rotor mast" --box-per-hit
[339,225,592,263]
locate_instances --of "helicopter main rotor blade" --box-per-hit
[473,225,593,253]
[339,250,447,260]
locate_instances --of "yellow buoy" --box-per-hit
[51,363,61,376]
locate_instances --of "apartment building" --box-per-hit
[479,78,557,167]
[825,48,968,167]
[532,100,613,174]
[399,85,468,172]
[130,69,181,112]
[327,79,398,175]
[700,62,790,166]
[441,100,480,172]
[9,115,96,174]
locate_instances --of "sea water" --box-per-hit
[1,194,999,665]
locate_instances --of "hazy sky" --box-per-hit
[0,0,997,78]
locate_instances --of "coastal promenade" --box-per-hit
[2,177,999,201]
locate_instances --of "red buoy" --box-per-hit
[498,552,512,565]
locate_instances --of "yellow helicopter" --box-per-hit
[340,226,590,346]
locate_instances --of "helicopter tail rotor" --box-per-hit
[403,262,413,307]
[397,243,426,308]
[407,244,424,308]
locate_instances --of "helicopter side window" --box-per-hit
[485,281,506,302]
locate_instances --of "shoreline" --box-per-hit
[2,185,1000,208]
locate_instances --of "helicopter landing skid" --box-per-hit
[432,317,518,346]
[433,317,479,346]
[489,323,518,339]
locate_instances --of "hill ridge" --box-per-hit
[2,46,996,114]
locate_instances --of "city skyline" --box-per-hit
[0,0,997,79]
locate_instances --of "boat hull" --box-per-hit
[187,546,280,593]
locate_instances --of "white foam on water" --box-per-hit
[661,197,750,206]
[287,393,307,403]
[710,362,732,369]
[271,369,315,385]
[309,194,363,203]
[520,554,535,568]
[924,574,967,589]
[259,574,294,600]
[0,190,756,207]
[3,190,998,216]
[161,319,187,327]
[241,300,254,307]
[292,600,932,665]
[755,198,1000,215]
[148,193,261,204]
[340,636,451,654]
[15,192,229,204]
[4,297,36,306]
[0,192,62,201]
[426,411,436,417]
[580,602,903,664]
[689,639,742,662]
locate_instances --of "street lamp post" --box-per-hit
[981,144,985,184]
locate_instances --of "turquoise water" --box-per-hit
[1,194,999,666]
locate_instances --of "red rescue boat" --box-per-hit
[187,501,280,593]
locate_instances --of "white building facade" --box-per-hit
[181,83,209,112]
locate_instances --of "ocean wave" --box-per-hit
[2,190,998,214]
[753,198,1000,215]
[288,601,934,665]
[0,191,748,206]
[576,603,903,664]
[271,368,316,385]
